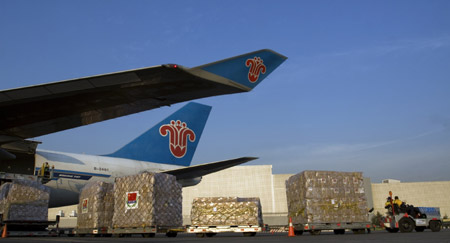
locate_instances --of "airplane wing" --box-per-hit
[162,157,257,180]
[0,49,287,141]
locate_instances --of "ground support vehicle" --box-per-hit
[107,226,184,238]
[383,207,442,233]
[187,225,262,237]
[0,217,59,237]
[442,219,450,229]
[292,222,372,235]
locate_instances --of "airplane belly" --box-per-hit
[45,178,81,206]
[48,184,79,207]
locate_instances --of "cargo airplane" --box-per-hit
[0,49,287,207]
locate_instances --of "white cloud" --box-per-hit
[326,36,450,58]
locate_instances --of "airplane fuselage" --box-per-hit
[35,149,183,207]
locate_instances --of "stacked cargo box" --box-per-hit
[0,183,11,217]
[77,181,114,229]
[112,172,182,228]
[191,197,263,226]
[0,179,50,221]
[286,171,367,224]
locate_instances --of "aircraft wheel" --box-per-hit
[399,218,414,233]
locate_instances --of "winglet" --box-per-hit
[189,49,287,90]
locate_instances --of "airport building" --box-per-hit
[50,165,450,226]
[182,165,375,225]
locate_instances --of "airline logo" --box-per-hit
[126,191,139,209]
[82,199,88,213]
[159,120,196,158]
[245,56,266,83]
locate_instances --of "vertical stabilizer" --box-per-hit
[106,102,211,166]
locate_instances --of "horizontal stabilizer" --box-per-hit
[163,157,258,180]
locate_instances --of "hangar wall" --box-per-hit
[182,165,291,225]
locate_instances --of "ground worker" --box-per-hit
[385,197,394,215]
[43,162,50,178]
[393,196,403,213]
[394,196,402,207]
[38,162,49,177]
[385,197,392,209]
[50,165,54,179]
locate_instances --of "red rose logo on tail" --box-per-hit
[159,120,196,158]
[246,56,266,83]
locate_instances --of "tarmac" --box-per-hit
[0,229,449,243]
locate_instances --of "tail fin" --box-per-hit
[188,49,287,90]
[106,102,211,166]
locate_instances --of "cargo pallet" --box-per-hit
[187,225,262,237]
[0,217,60,237]
[109,225,183,237]
[74,226,184,237]
[73,227,111,237]
[292,222,372,235]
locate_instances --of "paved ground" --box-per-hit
[1,229,450,243]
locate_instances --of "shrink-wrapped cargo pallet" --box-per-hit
[286,171,367,224]
[112,172,182,228]
[0,179,50,221]
[77,181,114,229]
[0,183,12,216]
[191,197,263,226]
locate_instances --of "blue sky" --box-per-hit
[1,0,449,182]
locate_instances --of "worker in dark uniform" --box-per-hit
[393,196,402,214]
